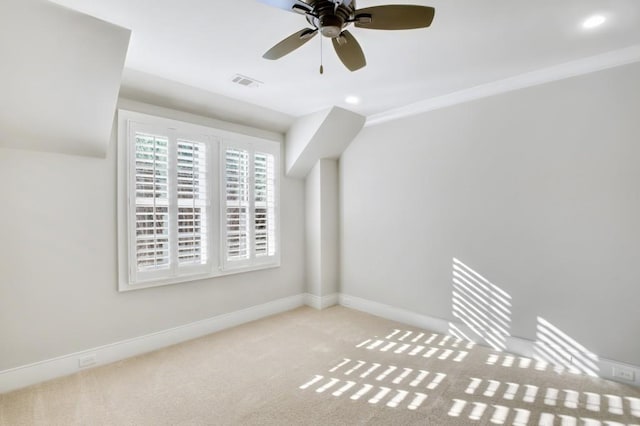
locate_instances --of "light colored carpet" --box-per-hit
[1,306,639,425]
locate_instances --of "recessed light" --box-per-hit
[345,95,360,105]
[582,15,606,29]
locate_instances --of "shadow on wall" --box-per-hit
[449,258,512,351]
[449,257,600,378]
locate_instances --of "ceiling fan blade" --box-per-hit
[256,0,313,14]
[263,28,318,60]
[354,5,435,30]
[332,30,366,72]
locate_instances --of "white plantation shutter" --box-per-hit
[127,121,212,285]
[254,152,276,257]
[224,148,251,263]
[134,133,170,272]
[119,110,279,290]
[176,140,208,266]
[222,143,279,269]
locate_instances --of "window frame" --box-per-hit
[117,109,281,292]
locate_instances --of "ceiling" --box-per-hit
[48,0,640,123]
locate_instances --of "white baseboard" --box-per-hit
[304,292,339,310]
[3,293,637,394]
[339,293,640,388]
[339,294,451,333]
[0,294,305,394]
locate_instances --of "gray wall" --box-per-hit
[340,62,640,366]
[0,106,305,371]
[320,159,340,297]
[305,161,321,296]
[305,159,340,298]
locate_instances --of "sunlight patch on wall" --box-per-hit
[450,258,512,351]
[535,317,599,377]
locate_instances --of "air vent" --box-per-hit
[231,74,262,88]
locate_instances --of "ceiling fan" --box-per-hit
[259,0,435,72]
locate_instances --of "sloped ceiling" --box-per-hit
[119,69,294,135]
[0,0,130,157]
[46,0,640,119]
[286,107,365,178]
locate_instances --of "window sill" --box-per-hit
[118,261,281,292]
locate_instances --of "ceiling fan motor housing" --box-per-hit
[307,0,355,38]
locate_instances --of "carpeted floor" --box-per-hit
[1,306,639,425]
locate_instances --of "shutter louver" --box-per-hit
[225,148,250,261]
[254,152,276,257]
[134,133,170,271]
[177,140,208,266]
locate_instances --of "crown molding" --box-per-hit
[366,44,640,127]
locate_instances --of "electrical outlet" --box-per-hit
[78,354,97,368]
[613,367,635,382]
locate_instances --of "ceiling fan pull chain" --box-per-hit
[319,35,324,75]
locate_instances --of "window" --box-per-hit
[221,142,278,270]
[117,110,280,291]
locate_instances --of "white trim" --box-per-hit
[366,44,640,127]
[339,294,451,334]
[117,98,285,144]
[0,294,304,394]
[339,293,640,388]
[304,292,339,310]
